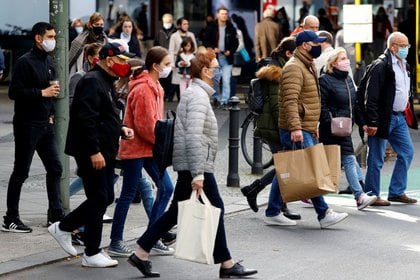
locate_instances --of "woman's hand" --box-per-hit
[191,179,204,196]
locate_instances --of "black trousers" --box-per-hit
[6,123,62,218]
[59,155,115,256]
[137,171,232,264]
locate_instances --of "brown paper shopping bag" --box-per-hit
[323,145,341,191]
[273,143,337,203]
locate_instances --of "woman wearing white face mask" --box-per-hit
[109,16,142,58]
[109,46,175,257]
[319,47,378,210]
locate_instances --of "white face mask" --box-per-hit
[159,66,172,78]
[41,39,56,52]
[163,23,172,29]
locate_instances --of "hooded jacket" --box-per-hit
[254,64,282,144]
[118,71,164,159]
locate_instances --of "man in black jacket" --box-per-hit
[48,42,134,268]
[362,31,417,206]
[203,6,238,109]
[2,22,63,233]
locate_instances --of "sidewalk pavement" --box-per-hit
[0,86,268,276]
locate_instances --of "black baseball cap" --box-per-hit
[99,42,135,60]
[295,30,327,46]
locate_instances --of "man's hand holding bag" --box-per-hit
[273,143,337,203]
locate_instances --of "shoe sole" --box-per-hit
[107,250,133,258]
[357,197,378,210]
[162,239,176,246]
[320,213,349,229]
[1,226,32,233]
[82,260,118,267]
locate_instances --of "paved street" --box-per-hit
[5,199,420,280]
[1,84,420,279]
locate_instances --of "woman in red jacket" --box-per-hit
[108,46,175,257]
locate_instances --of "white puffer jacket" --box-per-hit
[172,78,218,178]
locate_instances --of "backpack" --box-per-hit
[247,78,265,114]
[153,110,176,178]
[356,54,386,116]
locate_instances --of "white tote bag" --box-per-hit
[174,190,221,264]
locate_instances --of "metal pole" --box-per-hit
[227,96,240,187]
[251,127,263,175]
[50,0,70,213]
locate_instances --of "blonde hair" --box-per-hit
[325,47,347,74]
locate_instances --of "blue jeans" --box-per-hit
[342,155,364,199]
[110,158,174,242]
[365,113,414,197]
[214,55,232,105]
[266,129,329,220]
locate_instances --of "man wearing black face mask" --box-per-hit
[267,30,349,229]
[49,42,135,268]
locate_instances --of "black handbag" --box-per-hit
[153,110,176,178]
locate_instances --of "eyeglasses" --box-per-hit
[208,66,221,71]
[395,43,411,49]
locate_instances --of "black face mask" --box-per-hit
[92,26,103,36]
[309,45,322,58]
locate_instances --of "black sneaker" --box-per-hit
[2,216,33,233]
[161,231,176,246]
[71,231,85,246]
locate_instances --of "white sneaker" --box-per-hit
[264,213,297,226]
[151,239,174,255]
[82,252,119,267]
[319,209,349,229]
[357,193,377,210]
[48,222,77,256]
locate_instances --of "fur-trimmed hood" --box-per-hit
[255,64,282,82]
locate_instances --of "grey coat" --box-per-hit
[172,78,218,178]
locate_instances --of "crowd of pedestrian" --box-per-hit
[0,3,417,279]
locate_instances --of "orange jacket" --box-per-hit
[118,71,164,159]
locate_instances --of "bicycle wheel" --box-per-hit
[240,113,273,169]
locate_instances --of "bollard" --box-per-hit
[227,96,240,187]
[252,133,264,175]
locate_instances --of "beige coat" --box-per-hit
[254,17,281,61]
[279,47,321,133]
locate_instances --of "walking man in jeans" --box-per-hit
[203,5,238,109]
[2,22,64,233]
[265,30,349,228]
[362,31,418,206]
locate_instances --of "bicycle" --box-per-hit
[240,111,273,169]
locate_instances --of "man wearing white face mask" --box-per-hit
[3,22,64,233]
[361,31,418,206]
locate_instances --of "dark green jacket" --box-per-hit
[254,64,282,144]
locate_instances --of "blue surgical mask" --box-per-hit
[397,47,409,60]
[75,26,83,34]
[212,68,222,84]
